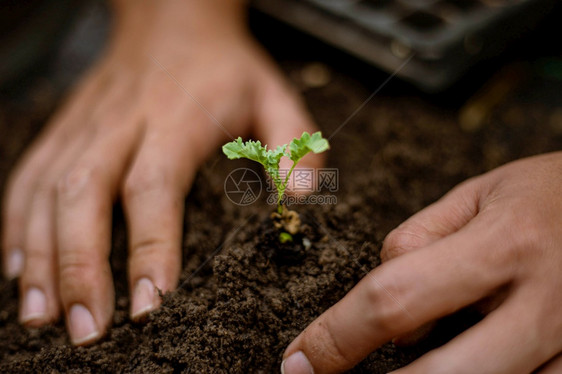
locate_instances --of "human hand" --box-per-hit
[2,0,322,345]
[282,152,562,373]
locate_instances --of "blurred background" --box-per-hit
[1,0,562,137]
[253,0,559,91]
[1,0,561,96]
[1,0,561,98]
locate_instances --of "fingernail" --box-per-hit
[131,277,157,320]
[68,304,99,345]
[6,247,24,279]
[20,287,46,323]
[281,351,314,374]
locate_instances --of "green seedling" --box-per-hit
[223,131,330,240]
[223,131,329,212]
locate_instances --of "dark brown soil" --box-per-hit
[2,30,562,374]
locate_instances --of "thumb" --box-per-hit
[252,74,325,195]
[381,177,481,263]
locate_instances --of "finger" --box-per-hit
[393,286,509,347]
[392,287,558,374]
[18,135,91,327]
[123,120,199,321]
[282,218,511,374]
[253,75,324,194]
[382,178,484,345]
[19,77,135,327]
[537,353,562,374]
[2,68,107,279]
[18,193,59,326]
[381,177,482,263]
[56,118,139,345]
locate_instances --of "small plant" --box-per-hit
[222,131,330,241]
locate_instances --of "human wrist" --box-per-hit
[104,0,251,67]
[111,0,248,36]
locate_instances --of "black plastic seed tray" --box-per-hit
[252,0,557,91]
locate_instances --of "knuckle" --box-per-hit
[58,253,97,287]
[508,209,547,259]
[516,215,543,248]
[123,169,170,200]
[363,275,408,334]
[129,238,179,276]
[130,239,165,260]
[502,203,538,237]
[56,166,101,200]
[381,227,422,261]
[92,107,132,135]
[313,319,356,369]
[19,250,51,284]
[22,244,51,263]
[485,202,547,271]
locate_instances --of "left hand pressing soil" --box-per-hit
[1,0,323,346]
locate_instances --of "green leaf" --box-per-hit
[289,131,330,163]
[222,137,269,164]
[222,137,287,190]
[263,145,286,182]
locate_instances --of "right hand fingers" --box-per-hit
[381,177,483,263]
[282,216,510,373]
[380,177,483,345]
[537,354,562,374]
